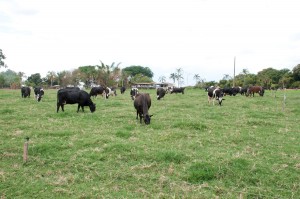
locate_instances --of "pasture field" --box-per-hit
[0,88,299,198]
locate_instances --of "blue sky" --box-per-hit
[1,0,300,85]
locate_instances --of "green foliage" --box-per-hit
[130,73,153,83]
[292,64,300,81]
[123,65,154,78]
[0,49,7,67]
[0,69,21,88]
[26,73,42,86]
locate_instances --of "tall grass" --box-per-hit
[0,88,299,198]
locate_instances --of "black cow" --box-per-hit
[170,87,185,94]
[134,93,152,124]
[207,86,225,106]
[222,87,239,96]
[57,89,96,113]
[89,86,106,98]
[156,87,166,100]
[34,87,44,102]
[240,87,248,95]
[120,86,126,94]
[21,86,31,98]
[130,88,139,100]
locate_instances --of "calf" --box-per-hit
[170,87,185,94]
[34,87,44,102]
[134,93,152,124]
[130,88,139,100]
[156,87,166,100]
[207,86,225,106]
[57,89,96,113]
[21,86,31,98]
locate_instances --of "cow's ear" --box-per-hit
[150,114,153,117]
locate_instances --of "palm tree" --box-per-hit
[169,73,177,84]
[176,68,183,87]
[193,74,200,84]
[158,76,166,83]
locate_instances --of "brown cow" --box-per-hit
[246,86,264,97]
[134,93,153,124]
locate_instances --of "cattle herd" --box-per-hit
[20,85,265,125]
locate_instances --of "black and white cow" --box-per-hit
[130,87,139,100]
[105,87,117,99]
[57,88,96,113]
[207,86,225,106]
[170,87,185,94]
[120,86,126,94]
[21,86,31,98]
[156,87,166,100]
[89,86,106,98]
[34,87,44,102]
[134,93,152,124]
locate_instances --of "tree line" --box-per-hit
[1,49,300,89]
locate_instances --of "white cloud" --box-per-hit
[1,0,300,85]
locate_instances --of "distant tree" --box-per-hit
[0,69,20,88]
[46,71,57,87]
[130,73,153,83]
[292,64,300,81]
[97,61,122,86]
[176,68,184,87]
[0,49,7,68]
[123,65,153,78]
[26,73,43,86]
[158,76,166,83]
[169,73,177,84]
[193,74,200,84]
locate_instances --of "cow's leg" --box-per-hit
[77,104,81,112]
[61,105,64,112]
[136,111,139,120]
[57,103,60,112]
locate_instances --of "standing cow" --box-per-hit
[34,87,44,102]
[170,87,185,94]
[156,87,166,100]
[207,86,225,106]
[246,86,264,97]
[120,86,126,94]
[57,89,96,113]
[134,93,153,124]
[21,86,31,98]
[89,86,106,98]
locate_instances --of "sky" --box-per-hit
[1,0,300,85]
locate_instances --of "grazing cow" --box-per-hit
[170,87,185,94]
[21,86,31,98]
[89,86,106,98]
[134,93,152,124]
[120,86,126,94]
[246,86,264,97]
[156,87,166,100]
[105,87,117,99]
[34,87,44,102]
[57,89,96,113]
[207,86,225,106]
[130,88,139,100]
[222,87,239,96]
[240,87,248,95]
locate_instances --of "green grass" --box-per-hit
[0,88,299,198]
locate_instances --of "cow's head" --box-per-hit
[89,103,96,113]
[144,114,153,125]
[37,89,44,102]
[216,91,225,106]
